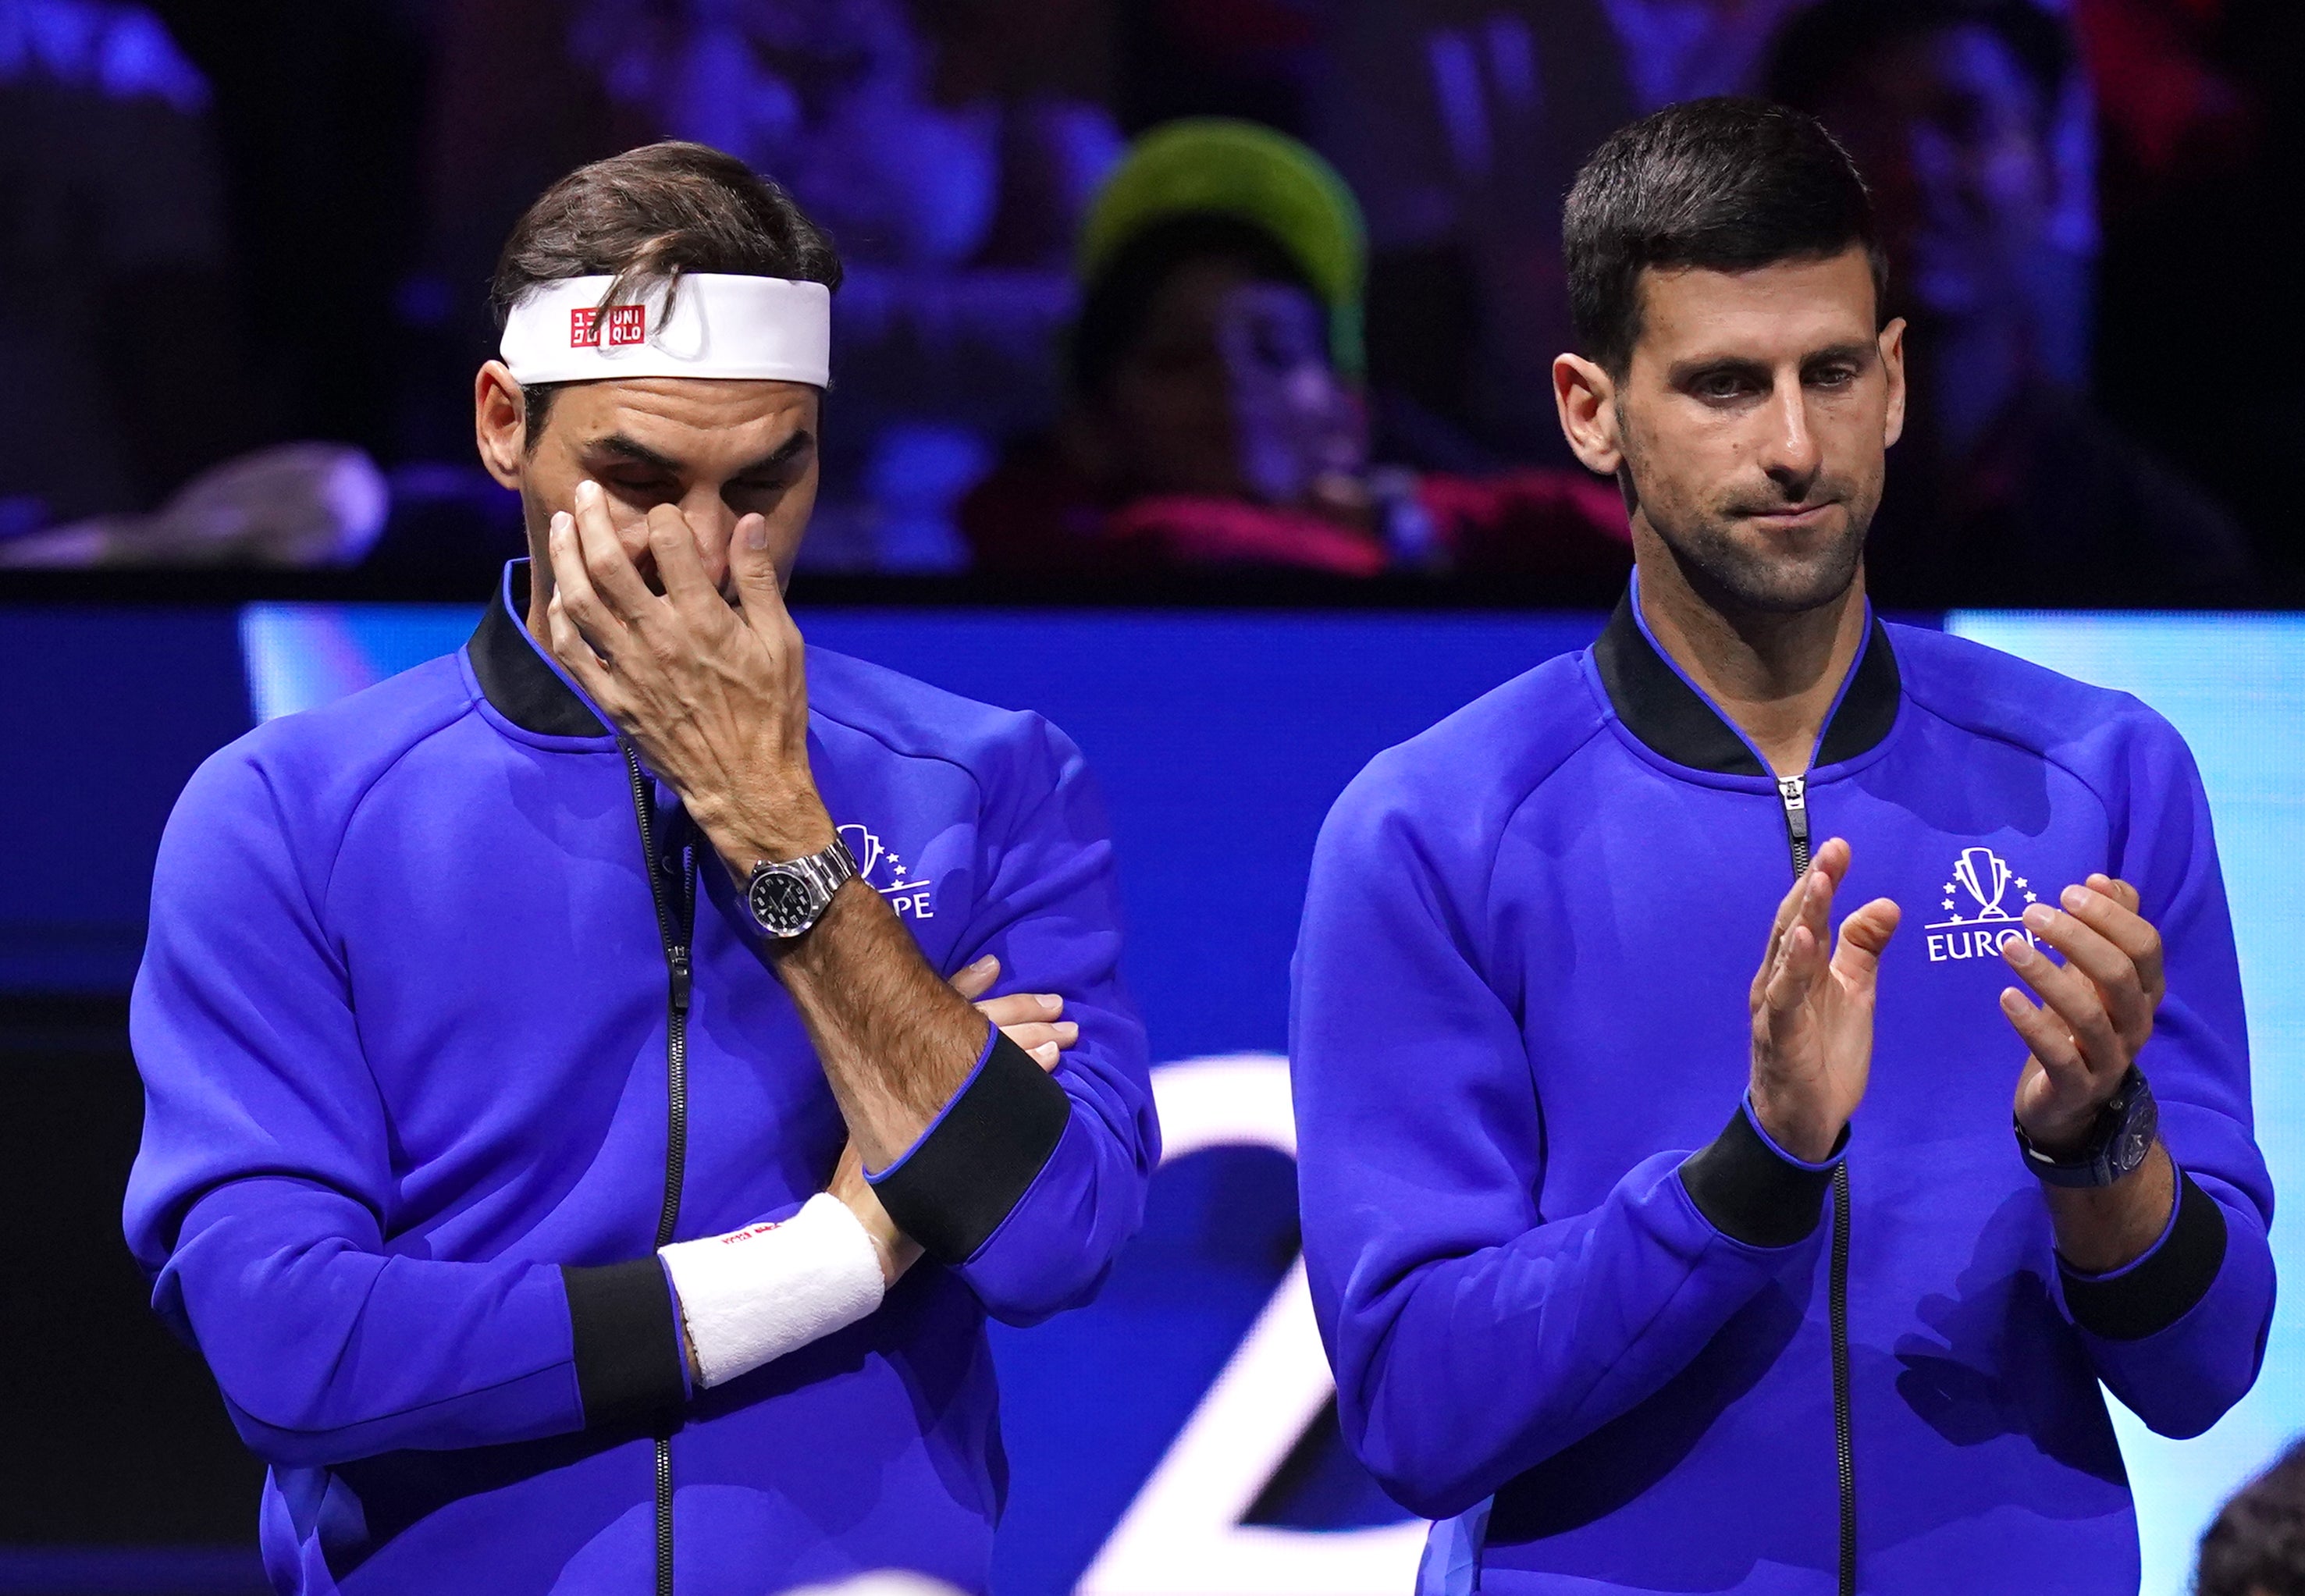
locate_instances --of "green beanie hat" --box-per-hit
[1078,118,1368,375]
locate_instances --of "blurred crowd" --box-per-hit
[0,0,2295,602]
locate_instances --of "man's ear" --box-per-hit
[474,361,527,490]
[1553,353,1623,476]
[1877,318,1908,451]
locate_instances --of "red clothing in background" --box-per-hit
[959,443,1631,579]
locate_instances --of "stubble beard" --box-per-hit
[1622,438,1877,621]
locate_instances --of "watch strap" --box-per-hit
[2016,1065,2157,1188]
[779,836,857,903]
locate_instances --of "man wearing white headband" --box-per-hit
[126,141,1157,1594]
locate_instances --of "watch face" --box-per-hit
[2113,1088,2160,1178]
[749,869,820,936]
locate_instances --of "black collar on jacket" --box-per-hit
[468,561,611,738]
[1592,587,1901,777]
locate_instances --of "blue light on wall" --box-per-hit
[1947,612,2305,1594]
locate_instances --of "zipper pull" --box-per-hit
[668,948,692,1015]
[1777,775,1812,864]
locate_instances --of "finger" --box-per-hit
[728,508,795,631]
[2000,986,2093,1096]
[568,479,658,623]
[1764,922,1824,1016]
[948,954,1000,1002]
[1754,864,1815,1006]
[2069,877,2164,1005]
[1030,1040,1062,1072]
[1770,869,1834,1006]
[1809,835,1851,890]
[545,585,617,701]
[2001,936,2124,1079]
[1795,855,1837,952]
[545,510,620,658]
[994,1022,1079,1055]
[975,993,1064,1029]
[1829,896,1901,986]
[646,503,718,613]
[2021,900,2150,1040]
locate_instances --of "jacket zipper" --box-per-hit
[1773,774,1854,1596]
[623,740,694,1596]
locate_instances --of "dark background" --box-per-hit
[0,0,2296,595]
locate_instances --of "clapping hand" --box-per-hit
[1748,838,1902,1162]
[2001,875,2164,1155]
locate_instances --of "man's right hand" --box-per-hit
[1748,837,1901,1162]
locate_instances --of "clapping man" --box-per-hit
[1292,100,2272,1594]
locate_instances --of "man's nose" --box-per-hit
[1758,379,1823,489]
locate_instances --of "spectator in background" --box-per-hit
[960,119,1630,580]
[1309,1,1636,471]
[2199,1440,2305,1596]
[1768,0,2255,606]
[568,0,1123,570]
[1310,0,2100,482]
[0,0,253,535]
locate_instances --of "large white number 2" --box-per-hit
[1079,1057,1430,1595]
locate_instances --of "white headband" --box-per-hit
[499,273,831,387]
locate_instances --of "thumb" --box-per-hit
[729,513,807,660]
[1830,897,1902,987]
[948,954,1000,1002]
[729,511,789,606]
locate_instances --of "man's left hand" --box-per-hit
[542,481,833,869]
[2000,873,2166,1156]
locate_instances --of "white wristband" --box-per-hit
[658,1194,887,1389]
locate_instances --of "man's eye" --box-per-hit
[1808,365,1858,389]
[1696,375,1755,400]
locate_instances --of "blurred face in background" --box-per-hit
[1812,23,2057,325]
[1086,258,1364,506]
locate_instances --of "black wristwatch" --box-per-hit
[2015,1064,2158,1189]
[743,835,859,940]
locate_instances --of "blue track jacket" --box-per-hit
[125,563,1158,1594]
[1292,585,2274,1594]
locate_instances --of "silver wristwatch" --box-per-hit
[742,835,858,939]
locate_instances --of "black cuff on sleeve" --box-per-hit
[1678,1103,1845,1249]
[873,1029,1071,1265]
[2061,1168,2229,1342]
[562,1258,686,1430]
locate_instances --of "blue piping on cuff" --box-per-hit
[865,1022,999,1183]
[2061,1166,2186,1285]
[1741,1093,1847,1172]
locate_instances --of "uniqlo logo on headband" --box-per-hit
[568,304,649,348]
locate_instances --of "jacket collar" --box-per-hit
[1592,576,1901,778]
[467,560,612,738]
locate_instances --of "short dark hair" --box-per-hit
[2199,1440,2305,1596]
[1069,211,1317,399]
[1563,98,1884,375]
[1766,0,2073,123]
[489,141,841,450]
